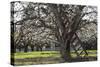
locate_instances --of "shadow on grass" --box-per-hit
[12,56,97,66]
[67,57,97,62]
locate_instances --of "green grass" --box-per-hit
[12,51,60,59]
[71,50,97,57]
[11,50,97,65]
[12,50,97,59]
[71,53,97,57]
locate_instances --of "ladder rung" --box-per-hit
[79,50,84,55]
[70,33,88,57]
[71,36,77,43]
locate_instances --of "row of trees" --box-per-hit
[11,1,97,61]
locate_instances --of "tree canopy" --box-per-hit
[11,1,97,61]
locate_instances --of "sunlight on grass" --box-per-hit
[13,51,60,59]
[12,50,97,59]
[12,50,97,65]
[71,53,97,57]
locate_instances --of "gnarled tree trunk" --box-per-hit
[50,4,84,62]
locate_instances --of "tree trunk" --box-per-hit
[39,46,42,51]
[24,44,28,52]
[36,46,39,51]
[19,47,22,52]
[31,45,34,51]
[59,38,71,62]
[50,4,84,62]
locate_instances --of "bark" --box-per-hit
[19,47,22,52]
[36,45,39,51]
[39,46,42,51]
[50,5,84,62]
[24,46,28,52]
[31,45,34,51]
[24,43,28,52]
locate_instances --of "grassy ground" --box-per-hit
[11,50,97,66]
[12,51,60,59]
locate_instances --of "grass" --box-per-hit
[12,50,97,59]
[11,50,97,65]
[12,51,60,59]
[71,50,97,57]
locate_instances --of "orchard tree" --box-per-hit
[11,1,97,61]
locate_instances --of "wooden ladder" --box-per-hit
[71,33,88,57]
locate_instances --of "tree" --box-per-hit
[11,1,97,61]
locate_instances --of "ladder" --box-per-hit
[71,33,88,57]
